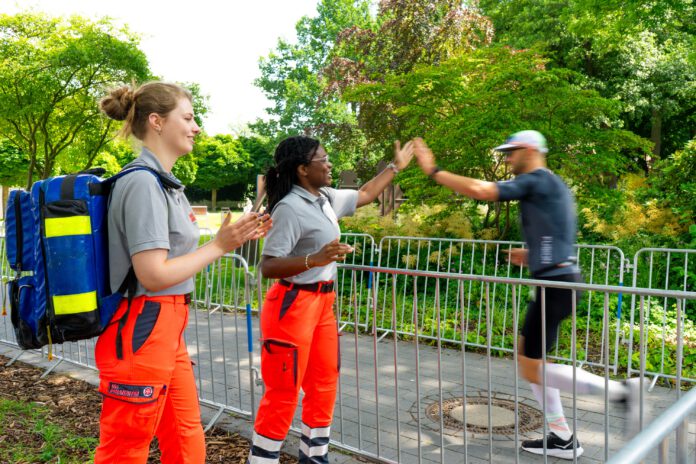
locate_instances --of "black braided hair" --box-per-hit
[266,136,321,212]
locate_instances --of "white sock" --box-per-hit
[530,383,572,440]
[543,363,628,401]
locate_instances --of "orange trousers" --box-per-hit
[249,282,338,463]
[94,294,205,463]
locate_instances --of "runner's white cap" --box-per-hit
[494,130,548,154]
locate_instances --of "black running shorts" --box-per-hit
[521,273,583,359]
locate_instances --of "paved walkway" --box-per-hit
[1,307,693,463]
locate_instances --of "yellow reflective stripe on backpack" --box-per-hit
[52,291,97,315]
[44,216,91,238]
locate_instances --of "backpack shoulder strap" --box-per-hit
[102,166,180,360]
[89,165,182,196]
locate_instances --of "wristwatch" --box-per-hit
[428,165,441,178]
[387,162,399,174]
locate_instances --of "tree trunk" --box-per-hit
[650,108,662,169]
[493,201,502,234]
[501,201,511,238]
[211,189,218,212]
[483,203,492,228]
[26,156,36,190]
[42,156,55,180]
[0,186,7,219]
[584,41,594,77]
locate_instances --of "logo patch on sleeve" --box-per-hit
[108,382,156,399]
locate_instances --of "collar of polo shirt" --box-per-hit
[291,185,326,203]
[131,147,185,190]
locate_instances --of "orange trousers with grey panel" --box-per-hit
[249,282,338,464]
[94,294,205,463]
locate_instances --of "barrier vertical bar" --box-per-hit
[353,271,363,449]
[639,295,646,431]
[512,284,519,464]
[676,298,686,464]
[435,278,444,463]
[245,268,256,422]
[485,282,493,460]
[541,285,548,463]
[391,273,402,464]
[461,281,469,464]
[604,292,610,461]
[413,277,422,462]
[371,268,381,456]
[572,289,578,463]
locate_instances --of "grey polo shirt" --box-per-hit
[108,147,200,297]
[262,185,359,284]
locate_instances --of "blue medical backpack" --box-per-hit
[5,166,178,353]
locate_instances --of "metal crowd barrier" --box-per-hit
[607,385,696,464]
[627,248,696,389]
[329,264,696,463]
[335,233,377,332]
[371,236,626,373]
[194,232,628,380]
[249,232,376,325]
[187,252,259,428]
[3,231,696,463]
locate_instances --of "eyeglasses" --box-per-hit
[310,155,330,164]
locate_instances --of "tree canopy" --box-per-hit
[0,13,150,188]
[0,4,692,246]
[192,134,254,209]
[250,0,694,246]
[479,0,696,162]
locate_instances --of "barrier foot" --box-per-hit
[40,357,64,379]
[250,366,260,423]
[204,405,226,433]
[209,304,222,315]
[252,366,263,388]
[5,350,24,366]
[648,374,660,393]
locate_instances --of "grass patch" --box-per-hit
[0,398,98,463]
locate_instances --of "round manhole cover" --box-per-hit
[423,393,544,436]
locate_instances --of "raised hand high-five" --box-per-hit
[413,137,437,175]
[393,139,415,171]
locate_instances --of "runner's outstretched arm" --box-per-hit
[413,137,499,201]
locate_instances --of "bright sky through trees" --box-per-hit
[1,0,320,134]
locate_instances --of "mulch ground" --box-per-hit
[0,354,298,463]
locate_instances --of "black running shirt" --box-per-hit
[496,168,579,278]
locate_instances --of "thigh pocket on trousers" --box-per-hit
[99,379,167,440]
[261,339,298,390]
[132,301,161,354]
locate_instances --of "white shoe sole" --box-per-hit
[521,445,585,460]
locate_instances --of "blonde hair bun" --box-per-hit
[100,86,135,121]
